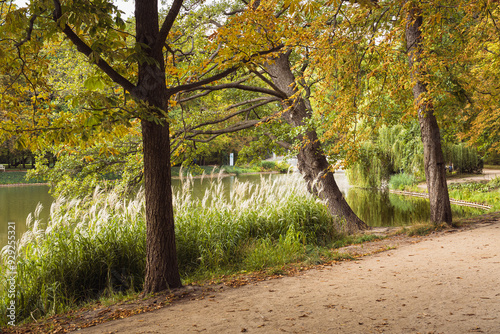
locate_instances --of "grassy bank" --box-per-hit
[0,163,286,185]
[0,174,363,326]
[0,171,45,185]
[448,177,500,211]
[171,165,261,177]
[171,161,289,177]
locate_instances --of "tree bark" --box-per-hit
[405,4,452,224]
[265,52,368,234]
[136,0,182,292]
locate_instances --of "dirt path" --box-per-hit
[75,221,500,334]
[450,169,500,183]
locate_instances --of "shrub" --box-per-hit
[259,161,277,170]
[443,143,483,174]
[275,161,292,173]
[389,173,417,190]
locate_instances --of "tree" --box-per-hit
[263,51,368,233]
[173,2,369,233]
[1,0,282,293]
[405,1,452,224]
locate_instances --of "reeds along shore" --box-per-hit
[0,173,339,326]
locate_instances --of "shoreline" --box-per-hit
[0,183,48,187]
[0,171,283,187]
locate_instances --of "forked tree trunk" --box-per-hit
[405,4,452,224]
[136,0,182,293]
[265,52,368,234]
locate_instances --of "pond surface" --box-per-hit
[0,173,483,250]
[0,185,53,251]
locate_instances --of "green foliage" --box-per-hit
[443,143,483,174]
[380,123,424,178]
[259,160,277,170]
[447,177,500,211]
[346,141,390,188]
[389,173,418,190]
[347,123,424,188]
[221,165,261,175]
[243,226,305,271]
[0,172,44,185]
[448,182,491,193]
[487,176,500,189]
[275,161,292,173]
[27,133,143,198]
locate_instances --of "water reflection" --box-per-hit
[0,173,485,250]
[346,188,483,227]
[0,185,52,249]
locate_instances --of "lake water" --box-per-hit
[0,173,483,250]
[0,185,53,251]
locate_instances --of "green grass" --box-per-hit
[171,162,290,177]
[405,223,444,236]
[171,165,261,177]
[0,173,352,326]
[483,165,500,170]
[389,173,418,190]
[0,171,45,185]
[447,177,500,211]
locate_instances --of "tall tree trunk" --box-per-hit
[136,0,182,293]
[405,4,452,224]
[265,52,368,234]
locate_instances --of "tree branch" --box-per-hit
[265,132,292,150]
[155,0,185,54]
[188,82,287,99]
[14,12,41,48]
[181,97,278,133]
[166,66,239,96]
[52,0,137,95]
[167,44,284,96]
[252,69,287,98]
[186,117,271,136]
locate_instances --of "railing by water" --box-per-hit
[390,190,492,210]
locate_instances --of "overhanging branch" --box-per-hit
[52,0,137,95]
[155,0,185,54]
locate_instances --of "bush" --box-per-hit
[275,161,292,173]
[389,173,417,190]
[443,143,483,174]
[259,161,277,170]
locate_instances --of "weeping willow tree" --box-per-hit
[347,123,424,188]
[346,141,392,188]
[347,122,483,188]
[443,143,483,174]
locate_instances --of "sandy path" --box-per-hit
[76,221,500,334]
[448,169,500,185]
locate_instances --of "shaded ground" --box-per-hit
[5,213,500,334]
